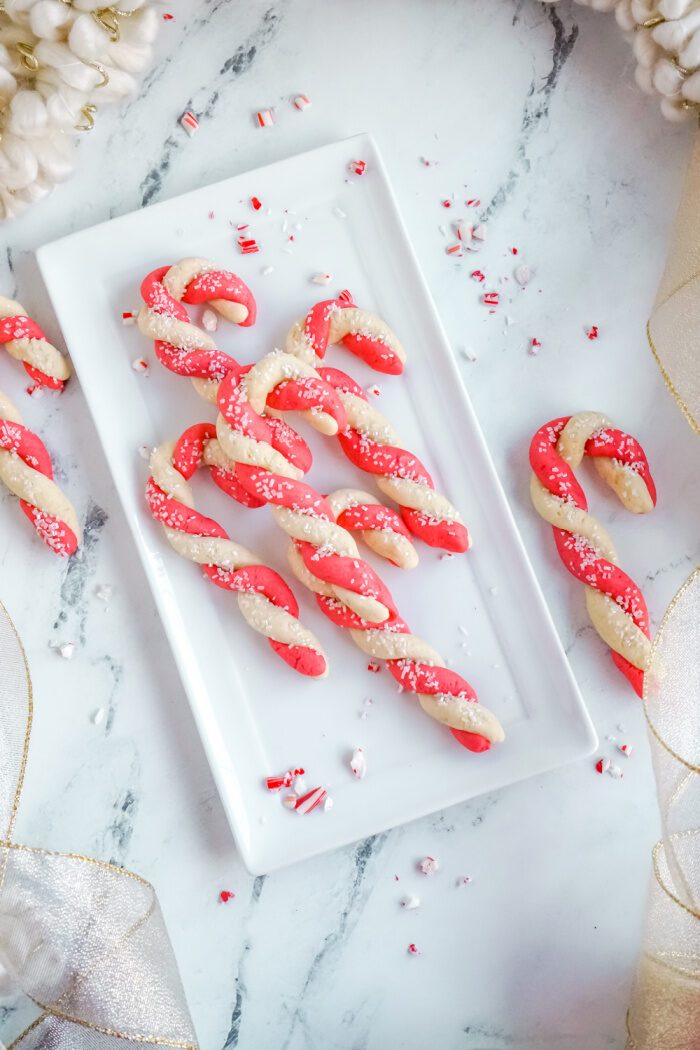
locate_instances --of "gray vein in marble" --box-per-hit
[139,6,283,208]
[278,833,389,1050]
[221,875,266,1049]
[102,786,139,867]
[91,654,124,735]
[54,499,108,645]
[481,7,578,223]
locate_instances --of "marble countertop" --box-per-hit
[1,1,699,1047]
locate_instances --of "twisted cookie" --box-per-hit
[210,352,503,751]
[0,390,80,555]
[530,412,656,696]
[146,425,327,678]
[0,296,71,390]
[285,291,406,375]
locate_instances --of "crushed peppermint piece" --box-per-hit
[349,159,366,176]
[293,94,312,111]
[472,223,487,240]
[418,856,439,876]
[311,272,333,285]
[482,292,499,307]
[510,247,519,255]
[138,445,151,460]
[56,641,75,660]
[446,243,462,256]
[121,311,135,326]
[595,757,611,775]
[250,196,263,211]
[459,346,478,362]
[333,206,347,219]
[256,109,274,128]
[179,111,199,136]
[608,763,624,780]
[91,707,105,725]
[293,775,308,796]
[367,661,380,674]
[323,795,334,811]
[466,198,480,207]
[162,12,174,19]
[529,338,542,355]
[26,384,44,398]
[219,890,235,903]
[294,786,327,814]
[350,747,367,779]
[94,583,113,602]
[617,722,626,733]
[586,325,599,341]
[456,220,472,241]
[401,895,420,910]
[261,265,274,276]
[366,384,381,397]
[514,264,532,287]
[407,943,420,955]
[441,199,452,209]
[618,742,634,758]
[202,308,218,333]
[132,358,149,374]
[283,793,298,809]
[265,767,304,792]
[456,875,472,886]
[237,235,260,255]
[470,270,485,283]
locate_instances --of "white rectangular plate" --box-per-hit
[38,134,596,873]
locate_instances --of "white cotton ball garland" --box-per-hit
[0,1,159,222]
[544,0,700,121]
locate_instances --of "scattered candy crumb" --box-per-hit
[407,943,420,955]
[261,265,274,276]
[401,895,421,910]
[237,235,260,255]
[179,111,199,137]
[473,223,487,240]
[349,159,366,176]
[219,890,235,904]
[256,109,274,128]
[446,243,462,256]
[311,273,332,285]
[94,583,113,602]
[456,220,472,242]
[202,308,218,332]
[456,875,472,887]
[529,338,542,355]
[293,786,328,814]
[418,856,439,876]
[366,384,382,397]
[293,94,312,111]
[459,346,478,362]
[586,325,599,341]
[514,264,531,287]
[91,707,105,725]
[265,767,305,792]
[323,795,334,812]
[121,311,135,326]
[595,757,610,775]
[470,270,485,283]
[55,641,75,660]
[350,747,367,780]
[367,661,380,674]
[618,743,634,758]
[608,763,624,780]
[132,358,149,374]
[250,196,262,211]
[482,291,499,307]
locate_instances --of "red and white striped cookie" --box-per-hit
[0,390,80,555]
[286,292,406,375]
[327,488,418,570]
[146,425,327,678]
[530,412,656,697]
[0,296,71,390]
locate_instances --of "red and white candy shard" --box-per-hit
[407,943,419,955]
[349,159,366,175]
[132,358,149,373]
[482,292,499,307]
[238,236,260,255]
[293,94,311,110]
[202,309,218,332]
[293,786,327,814]
[250,196,262,211]
[350,747,367,779]
[514,265,531,287]
[401,895,420,909]
[618,742,633,757]
[456,220,472,242]
[256,109,274,128]
[311,273,333,285]
[595,757,611,775]
[179,111,199,136]
[122,311,135,325]
[446,243,462,256]
[418,856,439,876]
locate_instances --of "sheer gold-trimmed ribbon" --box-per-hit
[625,571,700,1048]
[647,130,700,435]
[0,602,199,1048]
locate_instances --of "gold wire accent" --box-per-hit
[93,7,121,40]
[672,56,694,78]
[640,16,666,29]
[16,42,39,73]
[87,59,110,88]
[74,103,97,132]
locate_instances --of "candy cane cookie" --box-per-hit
[270,366,470,553]
[137,262,343,436]
[146,424,327,678]
[0,296,71,390]
[0,390,80,555]
[210,354,503,752]
[327,488,418,570]
[286,291,406,375]
[529,412,656,696]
